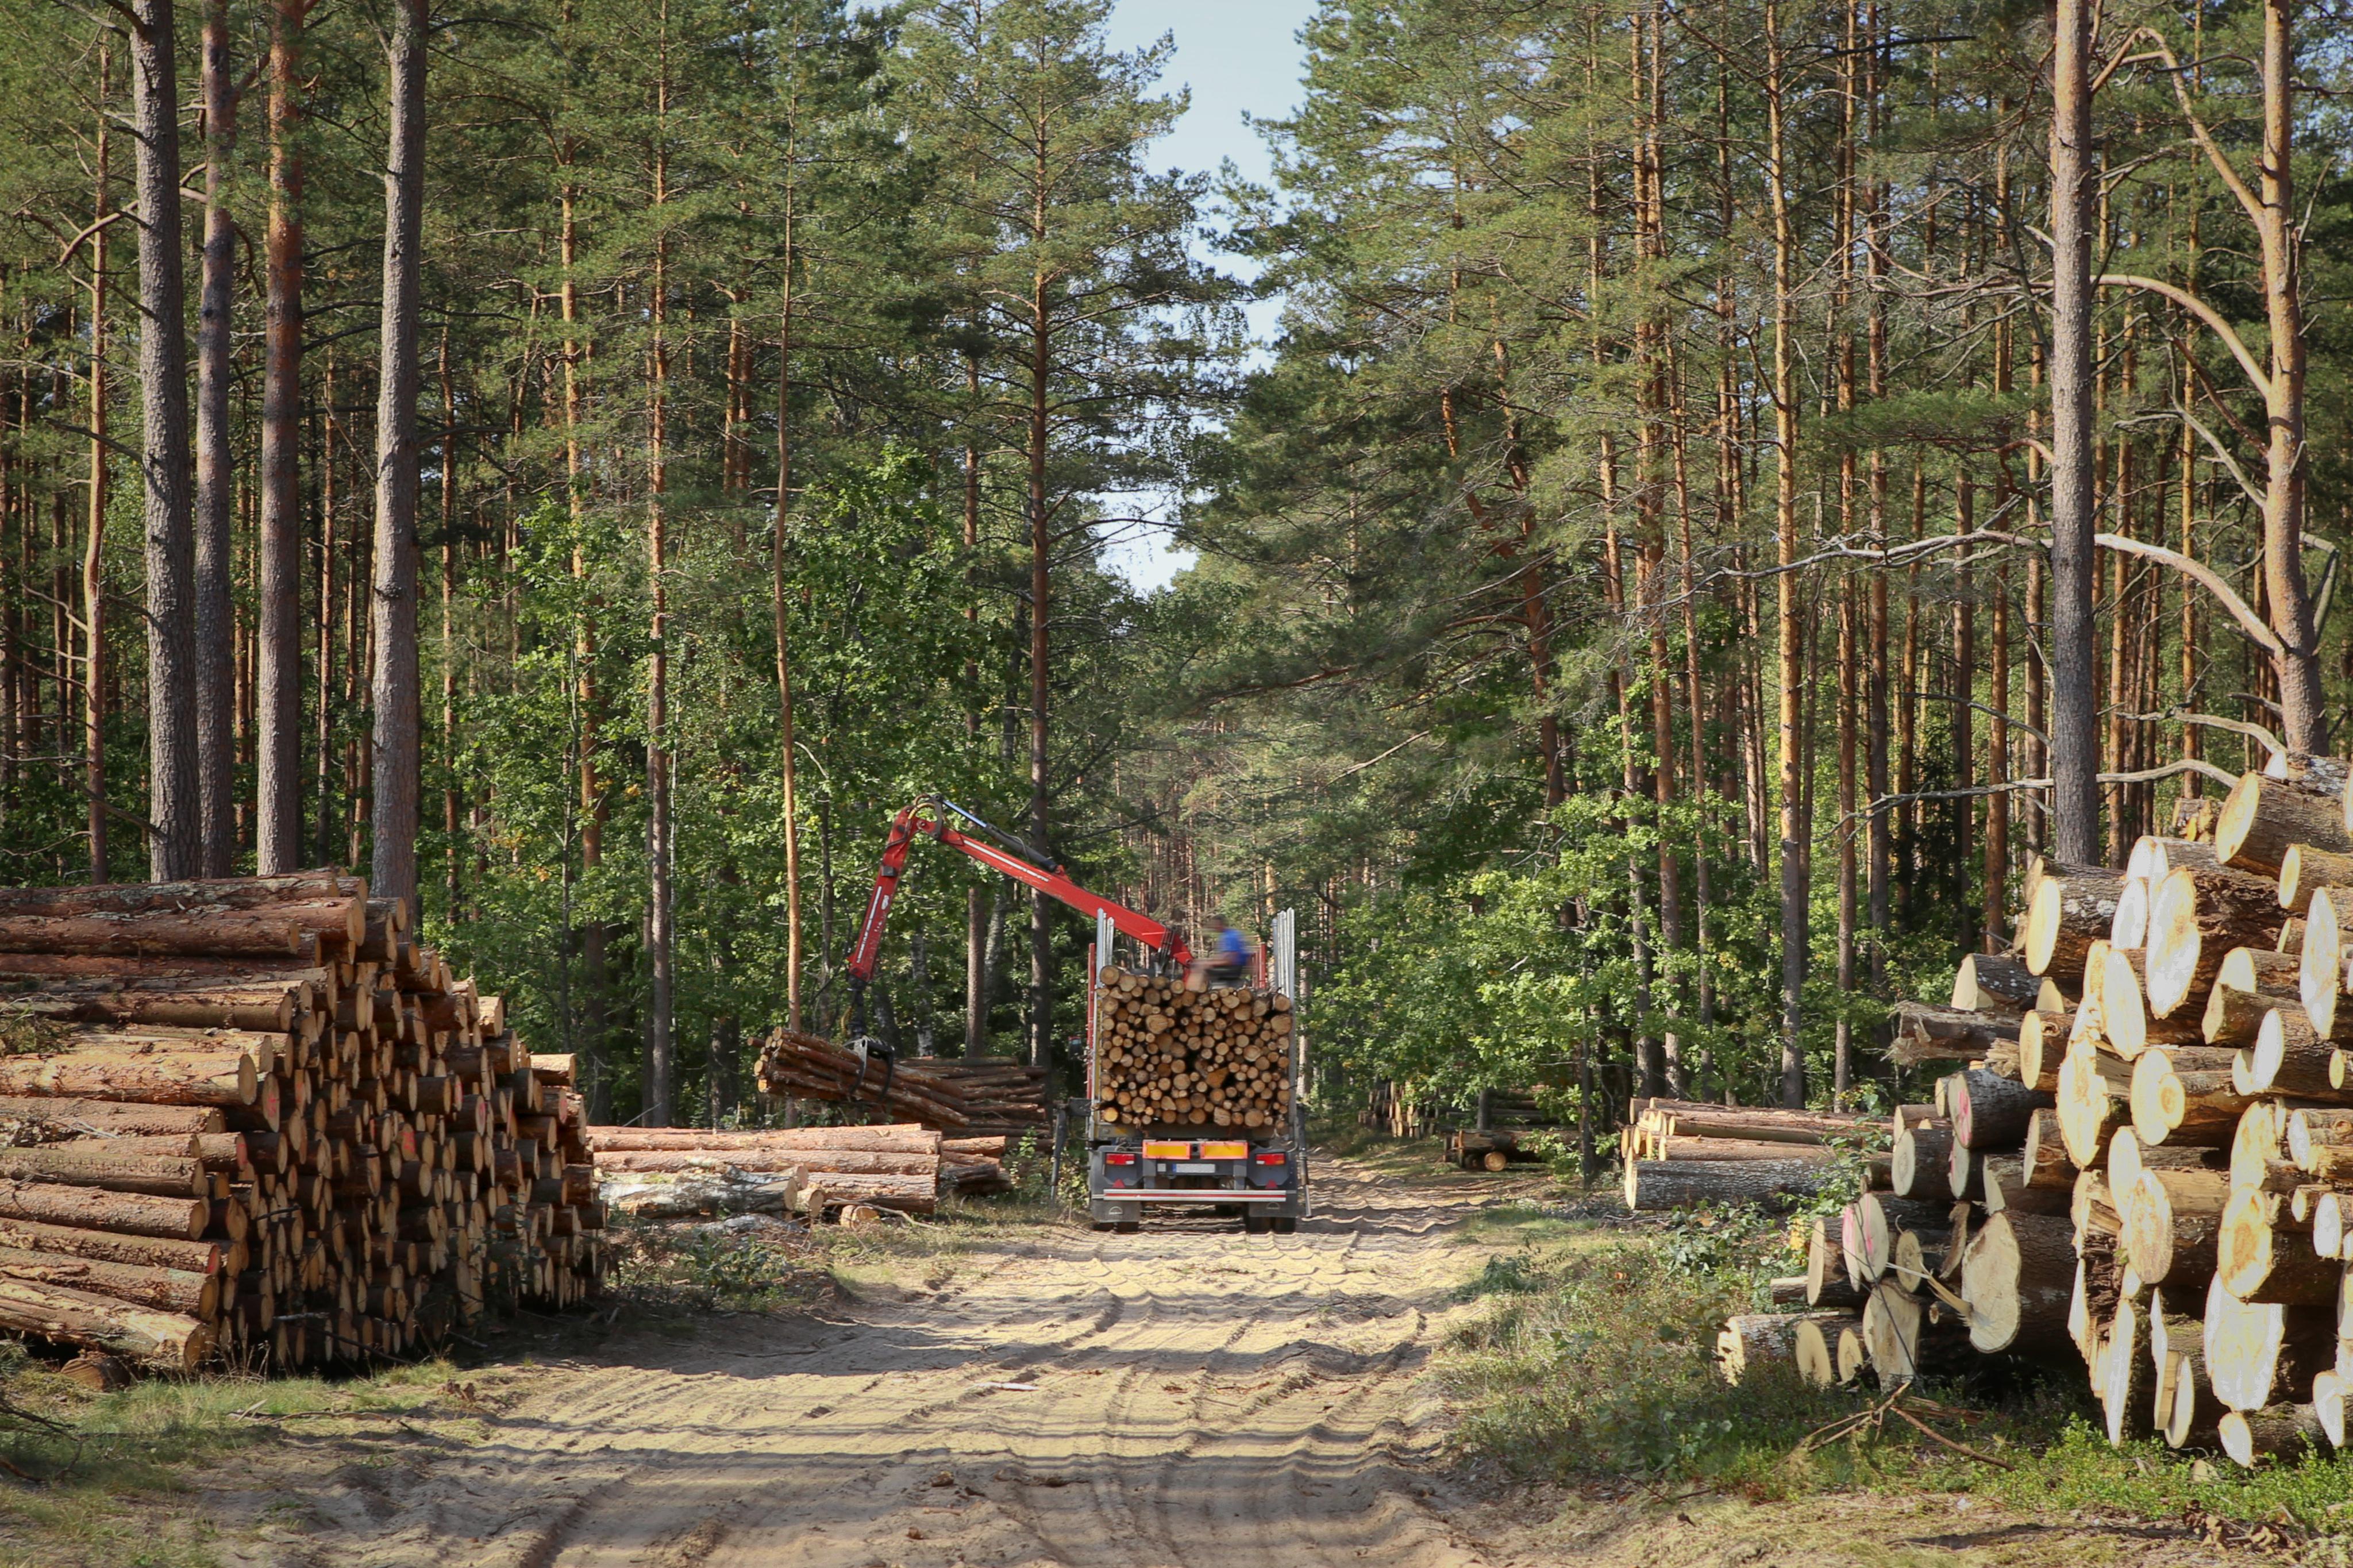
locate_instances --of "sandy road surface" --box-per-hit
[217,1161,1511,1568]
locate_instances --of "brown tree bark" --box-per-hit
[83,49,112,884]
[642,16,675,1125]
[256,0,307,874]
[1765,0,1807,1105]
[368,0,426,919]
[2046,0,2102,865]
[191,0,240,877]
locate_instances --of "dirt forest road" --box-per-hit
[214,1160,1521,1568]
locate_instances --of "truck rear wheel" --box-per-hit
[1114,1220,1140,1235]
[1243,1212,1270,1235]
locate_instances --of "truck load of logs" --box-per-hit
[1090,966,1294,1132]
[910,1060,1048,1139]
[752,1031,971,1129]
[586,1123,1012,1218]
[1620,1099,1880,1211]
[1705,755,2353,1465]
[0,873,601,1373]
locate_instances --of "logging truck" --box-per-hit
[844,797,1307,1234]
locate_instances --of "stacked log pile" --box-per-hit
[1702,758,2353,1465]
[752,1031,971,1128]
[1089,967,1294,1132]
[1620,1100,1879,1211]
[586,1122,1010,1217]
[0,873,600,1372]
[915,1060,1048,1140]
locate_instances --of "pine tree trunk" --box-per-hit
[191,0,238,878]
[83,54,111,884]
[2047,0,2101,865]
[1766,0,1807,1107]
[255,0,306,875]
[642,52,675,1127]
[367,0,425,919]
[773,169,804,1033]
[129,0,199,881]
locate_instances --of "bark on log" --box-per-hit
[1953,1068,2052,1150]
[1805,1216,1866,1308]
[2129,1046,2247,1147]
[0,909,336,958]
[0,1180,205,1239]
[2119,1165,2225,1289]
[2099,947,2205,1057]
[2217,772,2352,877]
[2147,864,2288,1018]
[1892,1003,2019,1066]
[2217,1189,2342,1305]
[2243,1007,2342,1096]
[589,1150,938,1178]
[0,1274,211,1367]
[0,1099,219,1135]
[0,1049,256,1106]
[584,1126,941,1155]
[1854,1194,1950,1279]
[1892,1120,1955,1202]
[2128,835,2219,880]
[2017,1010,2070,1093]
[1649,1138,1836,1164]
[0,1147,206,1197]
[1951,953,2042,1014]
[1982,1155,2071,1216]
[2101,1295,2154,1445]
[1792,1315,1847,1386]
[1716,1310,1853,1385]
[0,1217,217,1275]
[2025,871,2127,981]
[0,1244,215,1317]
[1621,1159,1839,1211]
[2109,878,2150,949]
[1959,1210,2076,1355]
[2057,1041,2131,1165]
[2204,978,2297,1048]
[1858,1279,1970,1385]
[2287,1107,2353,1178]
[2219,1404,2324,1467]
[2280,843,2353,916]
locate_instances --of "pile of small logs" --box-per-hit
[1090,967,1294,1132]
[752,1031,971,1128]
[1620,1099,1879,1210]
[914,1060,1048,1139]
[0,873,600,1373]
[586,1122,1011,1218]
[1708,753,2353,1466]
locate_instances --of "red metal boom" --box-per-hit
[845,798,1191,988]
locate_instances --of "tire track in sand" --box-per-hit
[214,1159,1514,1568]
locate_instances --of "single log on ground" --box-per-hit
[0,1274,211,1367]
[1805,1216,1865,1308]
[1892,1120,1954,1202]
[2204,1271,2334,1411]
[2217,1189,2341,1305]
[1960,1210,2076,1355]
[2304,888,2347,1040]
[2220,1404,2325,1467]
[1951,953,2040,1015]
[2148,864,2289,1019]
[2024,871,2127,981]
[2017,1011,2070,1093]
[2217,772,2352,876]
[1953,1068,2051,1150]
[1792,1316,1846,1387]
[1716,1310,1854,1385]
[2129,1046,2247,1147]
[1621,1159,1839,1212]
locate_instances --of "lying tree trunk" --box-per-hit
[2204,977,2298,1047]
[1892,1120,1955,1202]
[0,1181,206,1239]
[1621,1158,1840,1211]
[2217,1189,2340,1305]
[2279,843,2353,916]
[1959,1210,2076,1355]
[1853,1193,1950,1280]
[1648,1137,1839,1163]
[1716,1309,1853,1385]
[2216,772,2350,878]
[1951,953,2041,1014]
[1806,1216,1866,1308]
[0,1099,221,1135]
[2147,865,2287,1018]
[2119,1165,2225,1289]
[2203,1270,2333,1411]
[2219,1403,2324,1467]
[0,1216,218,1275]
[2231,1100,2303,1195]
[0,1274,212,1367]
[0,1050,256,1106]
[2099,948,2204,1057]
[0,982,301,1033]
[2242,1007,2343,1096]
[0,1147,206,1197]
[2024,870,2126,981]
[1891,1004,2020,1066]
[1859,1278,1970,1385]
[2301,887,2346,1039]
[583,1126,941,1155]
[2102,1295,2154,1445]
[2057,1041,2131,1165]
[2129,1047,2247,1147]
[2017,1010,2070,1092]
[2110,878,2151,949]
[1792,1314,1848,1386]
[2286,1106,2353,1177]
[589,1150,938,1178]
[2023,1109,2074,1189]
[0,1244,215,1317]
[1952,1068,2052,1150]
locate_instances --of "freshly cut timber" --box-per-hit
[2109,878,2151,948]
[2216,772,2352,878]
[2287,1107,2353,1179]
[2219,1404,2324,1467]
[1959,1210,2075,1354]
[2057,1041,2130,1165]
[2098,947,2202,1057]
[0,1098,221,1135]
[1081,972,1294,1132]
[2024,869,2127,981]
[2202,947,2301,1046]
[1950,1068,2051,1150]
[2147,865,2288,1018]
[0,1047,256,1107]
[753,1032,972,1129]
[2301,888,2347,1039]
[2280,843,2353,916]
[1891,1119,1954,1202]
[1805,1216,1866,1308]
[0,1245,216,1317]
[2129,1046,2246,1147]
[2216,1190,2340,1305]
[1851,1193,1948,1280]
[0,1274,211,1368]
[1716,1311,1854,1384]
[2203,1272,2333,1411]
[1861,1278,1967,1385]
[1950,953,2040,1014]
[591,1149,937,1178]
[1792,1316,1846,1386]
[2230,1100,2304,1196]
[2128,835,2219,880]
[585,1126,941,1155]
[2016,1010,2070,1093]
[2119,1165,2225,1289]
[2241,1008,2342,1096]
[1622,1159,1840,1211]
[2101,1296,2153,1444]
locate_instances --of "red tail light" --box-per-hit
[1104,1152,1138,1166]
[1253,1151,1287,1165]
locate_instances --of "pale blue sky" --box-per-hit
[1099,0,1319,592]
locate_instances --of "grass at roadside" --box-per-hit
[1437,1193,2353,1551]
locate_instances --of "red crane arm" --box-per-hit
[845,799,1191,987]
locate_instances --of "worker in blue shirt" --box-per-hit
[1196,916,1256,989]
